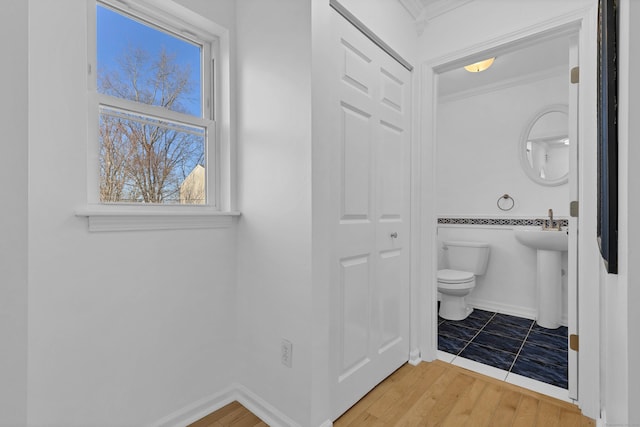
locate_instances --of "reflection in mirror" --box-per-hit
[520,105,569,186]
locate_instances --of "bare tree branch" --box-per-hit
[98,46,203,204]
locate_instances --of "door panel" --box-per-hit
[377,249,403,351]
[378,122,405,218]
[342,41,373,95]
[341,104,372,220]
[340,255,371,377]
[330,8,412,420]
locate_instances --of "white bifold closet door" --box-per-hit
[328,6,412,420]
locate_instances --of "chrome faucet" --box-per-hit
[543,208,562,231]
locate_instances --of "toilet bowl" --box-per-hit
[438,269,476,320]
[437,241,490,321]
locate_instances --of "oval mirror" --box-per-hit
[519,104,569,186]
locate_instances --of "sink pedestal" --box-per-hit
[513,228,568,330]
[536,249,562,329]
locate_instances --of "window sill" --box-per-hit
[75,205,241,232]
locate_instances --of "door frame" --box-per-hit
[413,7,602,419]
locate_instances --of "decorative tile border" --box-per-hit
[438,217,569,227]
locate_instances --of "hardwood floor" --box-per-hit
[189,360,594,427]
[188,401,267,427]
[333,361,593,427]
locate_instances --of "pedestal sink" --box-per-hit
[514,228,568,329]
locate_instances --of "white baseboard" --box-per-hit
[151,383,301,427]
[234,383,300,427]
[150,386,237,427]
[596,409,605,427]
[467,298,569,327]
[561,313,569,327]
[409,348,421,366]
[466,298,537,320]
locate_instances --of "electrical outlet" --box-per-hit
[281,339,293,368]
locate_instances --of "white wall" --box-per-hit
[0,2,28,425]
[437,74,570,217]
[176,0,236,23]
[601,0,640,425]
[235,1,313,425]
[310,2,334,424]
[25,1,238,425]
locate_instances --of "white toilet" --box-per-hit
[438,240,491,321]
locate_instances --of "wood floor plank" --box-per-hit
[231,412,266,427]
[217,405,252,426]
[581,416,597,427]
[341,410,386,427]
[465,381,505,427]
[339,362,452,427]
[377,362,449,425]
[368,365,430,418]
[187,402,265,427]
[369,362,446,421]
[423,373,475,426]
[440,376,487,427]
[366,387,403,418]
[190,360,595,427]
[558,409,583,427]
[535,400,561,427]
[333,365,413,426]
[396,365,460,422]
[492,389,522,427]
[188,402,242,427]
[512,394,540,427]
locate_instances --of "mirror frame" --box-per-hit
[519,104,569,186]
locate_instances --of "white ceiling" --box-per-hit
[397,0,572,100]
[437,35,571,100]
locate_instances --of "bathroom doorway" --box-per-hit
[427,26,580,402]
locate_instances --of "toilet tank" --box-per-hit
[443,240,490,275]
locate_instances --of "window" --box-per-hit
[80,0,236,231]
[94,1,214,205]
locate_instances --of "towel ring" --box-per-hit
[497,194,515,211]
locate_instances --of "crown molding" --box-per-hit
[438,65,567,104]
[422,0,474,22]
[398,0,424,20]
[399,0,475,36]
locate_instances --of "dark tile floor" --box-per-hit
[438,308,569,389]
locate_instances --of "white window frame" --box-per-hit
[78,0,239,231]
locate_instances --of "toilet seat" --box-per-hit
[438,269,474,284]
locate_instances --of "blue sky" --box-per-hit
[96,4,202,117]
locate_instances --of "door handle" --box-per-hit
[390,232,398,239]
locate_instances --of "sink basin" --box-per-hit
[514,228,568,251]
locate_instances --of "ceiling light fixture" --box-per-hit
[464,57,496,73]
